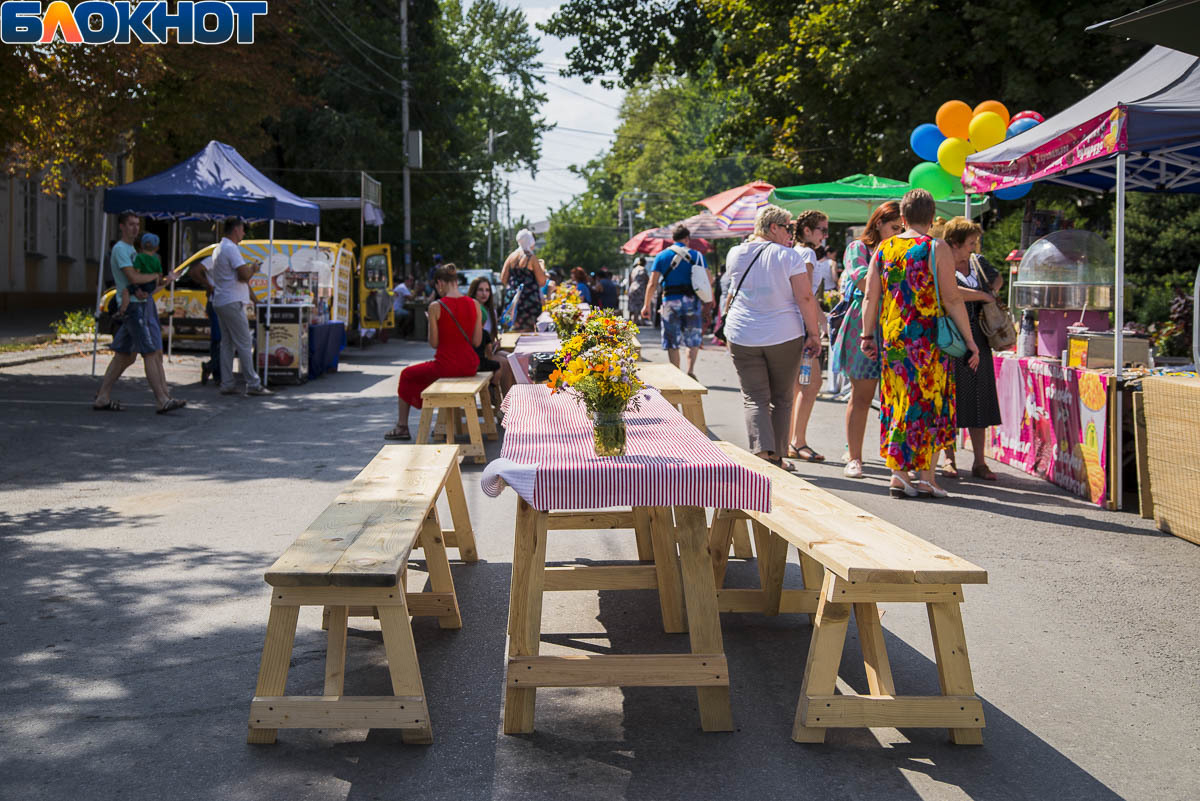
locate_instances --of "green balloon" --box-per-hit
[908,161,961,200]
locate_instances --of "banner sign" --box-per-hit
[989,354,1109,506]
[964,107,1127,194]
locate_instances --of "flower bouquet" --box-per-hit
[548,313,644,456]
[544,283,585,338]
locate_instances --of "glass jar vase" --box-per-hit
[591,409,627,457]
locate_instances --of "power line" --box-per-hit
[543,79,623,111]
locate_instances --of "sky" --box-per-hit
[503,2,626,225]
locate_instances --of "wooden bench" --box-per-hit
[246,444,476,745]
[708,441,989,745]
[416,374,498,464]
[498,331,523,351]
[637,363,708,429]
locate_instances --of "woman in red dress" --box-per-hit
[386,263,482,440]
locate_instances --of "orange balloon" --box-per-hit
[973,100,1010,127]
[936,100,973,140]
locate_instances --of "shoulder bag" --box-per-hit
[929,239,969,359]
[436,298,476,348]
[972,254,1017,351]
[714,243,768,343]
[667,244,715,304]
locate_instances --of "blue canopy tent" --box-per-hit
[95,141,321,383]
[965,45,1200,507]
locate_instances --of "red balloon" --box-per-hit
[1010,110,1044,125]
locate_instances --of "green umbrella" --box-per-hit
[769,174,988,223]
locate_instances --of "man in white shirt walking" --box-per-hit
[211,218,271,396]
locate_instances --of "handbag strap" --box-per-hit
[929,236,945,315]
[724,243,769,315]
[437,298,474,346]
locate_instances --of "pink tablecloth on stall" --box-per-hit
[481,385,771,512]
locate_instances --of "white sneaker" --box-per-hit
[843,459,864,478]
[246,385,273,396]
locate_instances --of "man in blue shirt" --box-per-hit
[640,225,708,377]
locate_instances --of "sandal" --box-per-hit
[940,463,960,480]
[889,473,919,498]
[971,464,998,481]
[156,398,186,414]
[384,425,411,441]
[915,479,949,499]
[92,399,123,412]
[767,456,797,473]
[787,444,825,462]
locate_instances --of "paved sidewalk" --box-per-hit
[0,336,1196,801]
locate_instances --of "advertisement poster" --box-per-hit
[335,248,354,324]
[256,305,309,382]
[989,354,1108,506]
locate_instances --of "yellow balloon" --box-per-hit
[973,100,1010,127]
[969,111,1007,151]
[937,137,972,176]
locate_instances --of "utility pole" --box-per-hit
[400,0,412,274]
[486,128,494,266]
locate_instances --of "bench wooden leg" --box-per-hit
[793,571,849,743]
[853,603,895,696]
[247,603,300,744]
[443,459,478,561]
[415,406,434,444]
[420,509,462,629]
[681,399,707,430]
[648,506,686,634]
[675,505,734,731]
[798,551,824,626]
[504,499,548,734]
[706,511,735,586]
[461,401,487,464]
[444,407,458,446]
[752,522,787,616]
[632,506,654,561]
[378,594,434,744]
[928,601,983,745]
[731,519,753,559]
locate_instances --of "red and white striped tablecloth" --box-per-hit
[480,385,771,512]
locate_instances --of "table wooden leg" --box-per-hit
[927,601,984,745]
[504,499,548,734]
[443,460,478,561]
[674,505,733,732]
[323,605,349,696]
[632,506,654,562]
[853,603,895,696]
[793,571,851,743]
[730,519,754,559]
[420,508,462,629]
[378,593,434,744]
[706,511,735,586]
[648,506,686,634]
[247,602,300,744]
[751,521,787,616]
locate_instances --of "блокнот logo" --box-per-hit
[2,1,268,44]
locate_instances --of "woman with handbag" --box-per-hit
[860,190,979,498]
[385,263,482,440]
[938,217,1004,480]
[830,201,904,478]
[722,204,823,470]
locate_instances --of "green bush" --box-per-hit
[51,309,95,338]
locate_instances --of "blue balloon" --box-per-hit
[1006,118,1040,139]
[910,123,946,162]
[994,183,1032,200]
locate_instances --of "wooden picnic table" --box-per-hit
[499,331,642,356]
[480,385,770,734]
[635,363,708,429]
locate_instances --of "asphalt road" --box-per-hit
[1,334,1197,801]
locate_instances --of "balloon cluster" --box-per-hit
[909,101,1044,201]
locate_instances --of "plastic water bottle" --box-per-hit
[798,355,813,385]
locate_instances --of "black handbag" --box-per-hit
[528,352,558,382]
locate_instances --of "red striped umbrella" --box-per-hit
[714,192,772,233]
[621,228,712,255]
[695,181,775,216]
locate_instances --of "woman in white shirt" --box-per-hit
[722,205,823,469]
[788,209,831,462]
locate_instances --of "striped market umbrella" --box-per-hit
[714,192,771,232]
[648,210,740,240]
[695,181,775,216]
[621,228,713,255]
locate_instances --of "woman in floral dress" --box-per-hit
[860,190,978,498]
[830,201,903,478]
[500,229,547,332]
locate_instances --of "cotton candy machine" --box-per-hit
[1013,229,1114,357]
